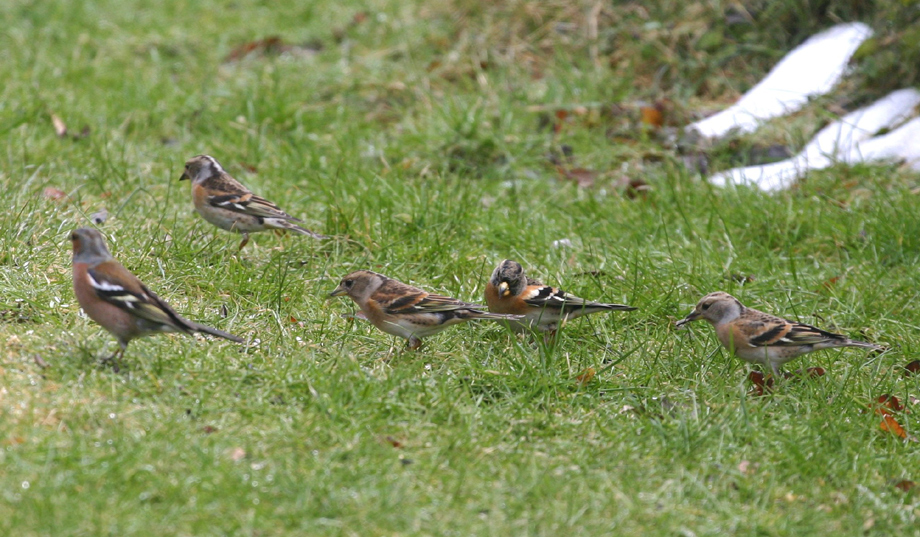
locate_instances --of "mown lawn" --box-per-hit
[1,0,919,535]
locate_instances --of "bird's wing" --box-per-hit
[521,284,570,308]
[87,262,191,331]
[741,311,845,347]
[375,280,480,314]
[204,175,301,221]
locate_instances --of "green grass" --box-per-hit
[2,0,920,535]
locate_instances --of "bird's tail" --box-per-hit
[287,222,328,240]
[844,339,885,352]
[468,311,526,322]
[191,322,244,343]
[592,303,638,312]
[265,218,328,240]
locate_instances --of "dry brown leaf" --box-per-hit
[821,275,842,290]
[224,36,289,62]
[894,479,917,492]
[385,436,402,448]
[613,175,650,199]
[880,415,907,439]
[202,426,218,434]
[639,105,663,128]
[904,360,920,377]
[42,187,67,201]
[557,167,598,188]
[576,367,596,386]
[874,394,904,415]
[748,367,824,395]
[553,109,568,134]
[804,367,826,378]
[747,370,769,396]
[51,114,67,137]
[49,114,89,140]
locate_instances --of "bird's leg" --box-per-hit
[770,363,783,383]
[100,345,127,372]
[407,336,423,351]
[238,233,250,250]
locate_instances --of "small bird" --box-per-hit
[179,155,326,250]
[71,228,243,363]
[329,270,523,349]
[485,260,636,337]
[676,291,883,377]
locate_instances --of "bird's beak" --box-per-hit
[675,311,700,328]
[329,285,347,298]
[179,170,190,181]
[498,281,510,297]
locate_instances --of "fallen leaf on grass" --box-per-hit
[42,187,67,201]
[556,166,598,188]
[49,113,90,140]
[748,367,825,396]
[384,436,402,448]
[224,36,322,63]
[904,360,920,376]
[880,415,907,438]
[576,367,596,386]
[228,447,246,461]
[639,104,664,129]
[224,36,286,62]
[804,367,826,378]
[90,209,108,224]
[894,479,917,492]
[748,371,771,396]
[738,460,756,475]
[874,394,904,415]
[51,114,68,137]
[202,426,218,434]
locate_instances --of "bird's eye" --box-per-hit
[701,303,711,310]
[344,279,354,287]
[70,233,78,241]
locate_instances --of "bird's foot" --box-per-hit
[238,234,250,250]
[99,351,126,373]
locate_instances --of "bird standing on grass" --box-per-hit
[485,260,636,338]
[71,228,242,363]
[675,291,883,377]
[180,155,327,250]
[330,270,523,350]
